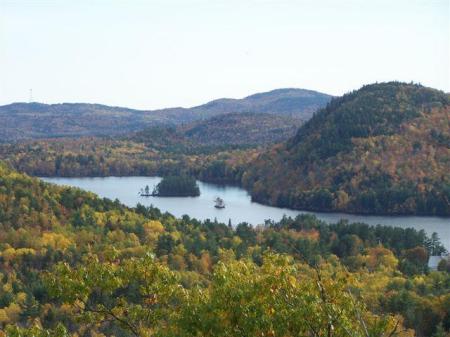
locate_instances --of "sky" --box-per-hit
[0,0,448,109]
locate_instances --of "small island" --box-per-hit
[151,175,200,197]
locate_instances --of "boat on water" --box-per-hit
[214,197,225,209]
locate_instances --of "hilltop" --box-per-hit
[0,88,331,141]
[242,82,450,215]
[188,88,331,118]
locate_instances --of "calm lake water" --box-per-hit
[42,176,450,250]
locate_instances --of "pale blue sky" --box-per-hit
[0,0,448,109]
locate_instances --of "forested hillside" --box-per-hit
[192,88,331,118]
[0,111,296,178]
[0,135,256,180]
[0,162,448,336]
[181,112,301,145]
[131,112,301,147]
[0,103,157,141]
[243,82,450,215]
[0,88,330,141]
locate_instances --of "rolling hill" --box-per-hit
[0,110,300,178]
[0,88,331,141]
[242,82,450,215]
[132,112,302,147]
[182,112,301,145]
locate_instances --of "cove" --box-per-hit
[41,176,450,250]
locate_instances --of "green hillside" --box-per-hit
[243,82,450,215]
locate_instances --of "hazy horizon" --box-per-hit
[0,81,446,111]
[1,86,332,109]
[1,0,448,110]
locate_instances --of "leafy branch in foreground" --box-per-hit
[44,253,182,337]
[40,253,410,337]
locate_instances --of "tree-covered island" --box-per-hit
[152,175,200,197]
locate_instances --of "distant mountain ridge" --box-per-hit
[189,88,330,116]
[0,88,331,141]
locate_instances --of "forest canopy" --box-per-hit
[0,162,448,336]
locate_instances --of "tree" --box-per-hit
[45,253,182,337]
[3,324,69,337]
[170,254,403,337]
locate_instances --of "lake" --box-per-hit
[42,176,450,250]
